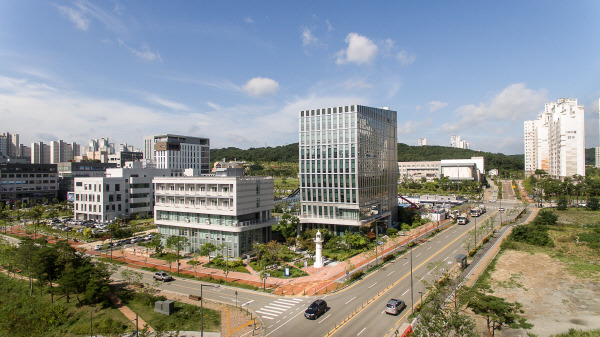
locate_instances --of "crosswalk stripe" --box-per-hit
[263,306,287,313]
[268,303,293,309]
[256,310,279,317]
[258,308,283,314]
[277,298,302,304]
[259,315,275,320]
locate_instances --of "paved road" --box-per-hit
[107,201,526,337]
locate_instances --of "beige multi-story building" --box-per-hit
[525,98,585,178]
[153,169,276,257]
[398,161,440,182]
[144,134,210,175]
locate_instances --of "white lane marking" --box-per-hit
[256,311,277,318]
[241,300,254,306]
[319,314,331,323]
[403,261,409,266]
[345,296,356,304]
[416,253,422,258]
[387,270,395,276]
[445,235,450,238]
[275,320,280,323]
[427,246,432,250]
[278,298,303,304]
[381,310,385,315]
[402,289,409,296]
[452,249,457,254]
[368,282,377,289]
[419,276,425,281]
[269,303,293,309]
[258,308,283,315]
[357,327,367,336]
[443,256,449,261]
[264,306,287,313]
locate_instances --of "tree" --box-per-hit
[199,242,217,263]
[147,233,164,255]
[166,235,188,275]
[468,286,533,337]
[273,213,299,240]
[557,195,568,210]
[27,205,44,240]
[412,276,478,337]
[587,196,599,211]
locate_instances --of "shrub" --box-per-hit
[386,228,398,237]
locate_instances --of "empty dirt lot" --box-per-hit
[481,250,600,336]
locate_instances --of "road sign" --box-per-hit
[284,268,289,277]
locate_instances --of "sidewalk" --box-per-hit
[91,220,449,297]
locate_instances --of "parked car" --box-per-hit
[153,272,173,282]
[499,207,505,212]
[94,245,102,251]
[385,299,406,315]
[304,299,327,319]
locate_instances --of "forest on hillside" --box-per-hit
[210,143,531,172]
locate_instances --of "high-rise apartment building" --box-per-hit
[524,98,585,178]
[298,104,398,235]
[31,141,79,164]
[144,134,210,175]
[0,132,20,158]
[596,99,600,169]
[418,137,428,146]
[450,135,470,149]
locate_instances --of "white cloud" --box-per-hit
[57,1,128,35]
[58,5,91,30]
[244,16,255,24]
[336,33,378,65]
[302,28,318,46]
[428,101,448,112]
[442,83,548,134]
[344,79,372,90]
[118,39,163,62]
[396,50,416,65]
[242,77,280,97]
[146,95,189,111]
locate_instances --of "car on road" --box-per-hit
[499,207,505,212]
[153,272,173,282]
[304,299,327,319]
[385,299,406,315]
[94,245,102,251]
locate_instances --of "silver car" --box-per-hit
[385,299,406,315]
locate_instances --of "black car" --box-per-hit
[304,299,327,319]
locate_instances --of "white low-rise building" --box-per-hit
[74,162,174,222]
[153,168,276,258]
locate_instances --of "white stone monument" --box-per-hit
[314,230,324,268]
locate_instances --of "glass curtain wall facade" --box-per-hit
[299,105,398,234]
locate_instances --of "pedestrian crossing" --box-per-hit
[255,298,305,320]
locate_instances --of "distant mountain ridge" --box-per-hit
[210,144,597,169]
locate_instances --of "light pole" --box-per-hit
[235,290,238,307]
[404,245,414,314]
[90,307,97,337]
[201,284,220,337]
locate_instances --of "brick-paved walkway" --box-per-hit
[86,220,449,297]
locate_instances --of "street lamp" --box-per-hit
[403,245,414,315]
[235,290,238,307]
[90,307,97,337]
[200,284,220,337]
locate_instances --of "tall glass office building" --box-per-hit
[299,104,398,235]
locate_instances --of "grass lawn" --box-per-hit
[120,290,220,332]
[249,261,308,278]
[203,261,250,274]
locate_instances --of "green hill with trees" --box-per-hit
[211,143,526,174]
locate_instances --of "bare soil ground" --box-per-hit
[482,250,600,337]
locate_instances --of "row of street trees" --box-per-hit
[525,170,600,209]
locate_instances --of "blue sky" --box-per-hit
[1,1,599,154]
